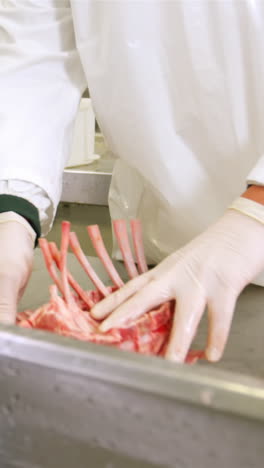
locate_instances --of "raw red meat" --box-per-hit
[17,219,204,364]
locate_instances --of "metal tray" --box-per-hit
[0,250,263,468]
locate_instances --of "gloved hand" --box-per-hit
[0,213,35,325]
[92,209,264,362]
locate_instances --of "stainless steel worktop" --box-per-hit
[0,250,263,468]
[61,133,114,206]
[61,168,112,205]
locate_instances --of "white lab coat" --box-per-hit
[1,1,264,267]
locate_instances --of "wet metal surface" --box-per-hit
[46,204,112,256]
[61,133,115,206]
[0,350,263,468]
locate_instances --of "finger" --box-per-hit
[99,278,174,332]
[165,290,206,363]
[0,276,19,325]
[0,302,16,325]
[17,279,30,303]
[18,265,33,302]
[205,293,236,362]
[91,272,150,320]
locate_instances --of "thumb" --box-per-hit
[205,292,236,362]
[0,275,19,325]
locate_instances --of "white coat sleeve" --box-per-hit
[0,180,51,236]
[247,156,264,187]
[0,0,87,233]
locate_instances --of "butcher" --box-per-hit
[1,0,264,363]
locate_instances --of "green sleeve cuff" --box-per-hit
[0,195,41,246]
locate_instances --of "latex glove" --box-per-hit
[92,210,264,362]
[0,213,35,325]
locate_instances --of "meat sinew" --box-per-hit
[17,219,204,364]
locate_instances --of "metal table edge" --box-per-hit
[0,326,263,423]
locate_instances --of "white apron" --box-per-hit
[70,1,264,270]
